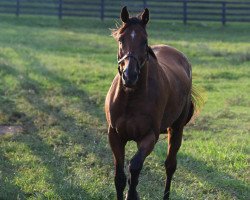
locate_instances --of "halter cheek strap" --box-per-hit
[117,48,149,75]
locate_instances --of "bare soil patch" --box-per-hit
[0,125,23,135]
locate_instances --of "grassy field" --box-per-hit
[0,15,249,200]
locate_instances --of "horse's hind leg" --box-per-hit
[108,127,127,200]
[163,126,183,200]
[163,100,192,199]
[126,131,156,200]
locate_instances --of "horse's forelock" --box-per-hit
[111,17,146,40]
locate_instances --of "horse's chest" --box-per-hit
[115,114,151,141]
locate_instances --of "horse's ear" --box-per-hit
[120,6,129,23]
[141,8,149,25]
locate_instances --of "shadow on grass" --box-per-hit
[0,24,248,198]
[0,15,110,35]
[154,141,249,199]
[0,62,111,199]
[178,152,249,199]
[1,55,249,199]
[1,15,250,43]
[0,138,26,199]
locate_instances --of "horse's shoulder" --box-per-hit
[108,74,120,93]
[105,74,121,125]
[105,74,120,107]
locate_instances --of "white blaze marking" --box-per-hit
[131,30,136,40]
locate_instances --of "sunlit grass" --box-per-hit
[0,15,249,199]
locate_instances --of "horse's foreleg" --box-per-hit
[126,131,156,200]
[109,127,127,200]
[163,127,183,200]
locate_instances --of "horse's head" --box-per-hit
[113,6,149,88]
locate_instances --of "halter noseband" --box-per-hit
[117,48,149,75]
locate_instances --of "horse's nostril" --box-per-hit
[122,68,129,80]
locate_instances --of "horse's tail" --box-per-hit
[191,85,204,115]
[186,85,205,124]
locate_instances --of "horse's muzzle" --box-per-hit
[122,67,138,88]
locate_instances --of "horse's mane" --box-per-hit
[148,46,157,60]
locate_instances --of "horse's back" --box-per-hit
[151,45,192,131]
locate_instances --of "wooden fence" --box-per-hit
[0,0,250,24]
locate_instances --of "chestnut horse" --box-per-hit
[105,7,201,200]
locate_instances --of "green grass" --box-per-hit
[0,15,249,200]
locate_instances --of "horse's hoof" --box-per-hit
[125,191,140,200]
